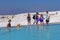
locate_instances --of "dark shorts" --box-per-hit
[27,19,31,22]
[46,19,49,23]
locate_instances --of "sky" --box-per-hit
[0,0,60,15]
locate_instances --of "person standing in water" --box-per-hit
[33,12,39,24]
[35,12,39,24]
[39,14,44,27]
[27,13,31,31]
[45,11,50,26]
[7,19,11,31]
[17,24,21,30]
[27,13,31,26]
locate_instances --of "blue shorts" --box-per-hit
[40,20,43,22]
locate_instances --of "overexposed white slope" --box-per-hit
[0,11,60,27]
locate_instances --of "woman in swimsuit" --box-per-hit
[27,13,31,30]
[27,13,31,26]
[39,14,44,27]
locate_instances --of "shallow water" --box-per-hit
[0,24,60,40]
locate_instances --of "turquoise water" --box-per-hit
[0,24,60,40]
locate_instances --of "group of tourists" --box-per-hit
[27,11,50,27]
[7,11,50,31]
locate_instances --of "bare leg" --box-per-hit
[28,22,31,26]
[40,22,44,31]
[36,20,38,24]
[40,22,44,27]
[28,22,31,31]
[33,19,37,25]
[33,20,36,24]
[46,22,49,26]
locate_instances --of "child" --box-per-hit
[17,24,21,30]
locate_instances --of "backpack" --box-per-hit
[33,15,35,19]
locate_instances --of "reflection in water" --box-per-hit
[45,26,50,40]
[40,26,44,32]
[0,25,51,40]
[27,31,30,40]
[27,25,31,40]
[27,25,40,40]
[0,24,60,40]
[7,32,11,40]
[38,25,50,40]
[28,26,30,32]
[35,24,40,30]
[8,28,11,32]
